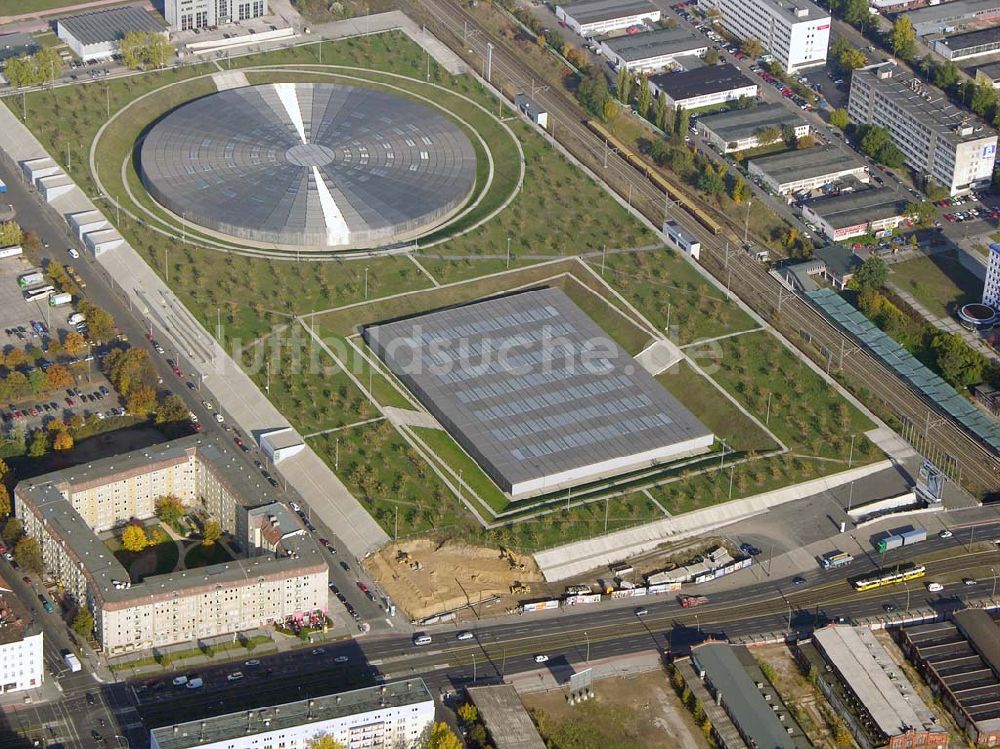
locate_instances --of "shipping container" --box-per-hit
[18,271,44,288]
[49,292,71,306]
[876,534,904,553]
[900,528,927,546]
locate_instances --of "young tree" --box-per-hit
[0,486,10,518]
[202,520,222,547]
[424,723,462,749]
[829,107,850,130]
[615,65,633,104]
[155,495,185,525]
[306,736,346,749]
[932,333,987,388]
[62,331,87,358]
[0,221,23,247]
[729,174,751,203]
[155,394,189,424]
[852,255,888,291]
[72,608,94,639]
[14,537,43,575]
[27,429,48,458]
[45,364,73,390]
[121,524,149,553]
[891,16,916,59]
[53,431,74,452]
[838,47,867,71]
[2,518,23,547]
[636,75,652,118]
[755,125,782,145]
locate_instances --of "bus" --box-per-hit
[852,563,926,592]
[24,285,54,302]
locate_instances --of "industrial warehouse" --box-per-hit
[599,27,707,72]
[363,287,714,499]
[555,0,660,36]
[696,103,810,153]
[932,26,1000,60]
[649,64,758,110]
[800,188,909,241]
[748,146,869,196]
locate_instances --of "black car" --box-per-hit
[883,602,896,613]
[792,576,806,586]
[86,692,95,705]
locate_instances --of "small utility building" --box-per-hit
[650,64,758,110]
[364,288,713,499]
[514,93,548,128]
[57,6,168,62]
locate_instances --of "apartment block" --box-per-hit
[15,436,327,654]
[702,0,830,73]
[848,61,998,196]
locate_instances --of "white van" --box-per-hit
[186,677,204,689]
[413,634,432,646]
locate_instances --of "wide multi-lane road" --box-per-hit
[401,0,999,496]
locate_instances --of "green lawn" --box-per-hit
[184,542,235,569]
[656,359,776,453]
[411,426,509,514]
[558,275,653,355]
[889,251,982,321]
[595,249,757,344]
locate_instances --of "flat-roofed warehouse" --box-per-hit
[555,0,660,36]
[904,0,1000,36]
[748,145,869,196]
[800,187,910,241]
[898,609,1000,746]
[697,103,810,153]
[56,6,167,62]
[364,287,714,499]
[650,64,758,110]
[599,27,707,72]
[932,26,1000,60]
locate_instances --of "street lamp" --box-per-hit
[992,567,997,601]
[584,630,590,663]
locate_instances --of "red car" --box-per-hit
[145,331,153,341]
[65,398,74,406]
[193,422,203,432]
[28,408,37,417]
[357,581,369,594]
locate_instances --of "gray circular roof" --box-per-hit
[139,83,477,248]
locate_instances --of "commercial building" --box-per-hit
[14,436,328,655]
[932,26,1000,60]
[0,584,44,694]
[685,642,808,748]
[748,145,869,195]
[555,0,660,36]
[149,679,435,749]
[56,7,168,62]
[984,242,1000,308]
[0,33,39,65]
[701,0,830,73]
[467,685,547,749]
[696,103,810,153]
[804,625,949,749]
[259,427,305,464]
[904,0,1000,36]
[649,64,758,110]
[364,287,714,499]
[848,62,998,196]
[599,27,707,72]
[800,188,909,241]
[975,61,1000,88]
[898,609,1000,746]
[812,244,863,288]
[164,0,267,31]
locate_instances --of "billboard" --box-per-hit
[521,599,560,613]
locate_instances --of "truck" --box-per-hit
[820,551,855,570]
[17,270,43,289]
[900,528,927,546]
[48,292,71,307]
[63,652,81,673]
[876,528,927,553]
[679,595,709,608]
[876,534,904,553]
[0,179,7,194]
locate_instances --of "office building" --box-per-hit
[56,7,168,62]
[933,26,1000,60]
[848,62,998,196]
[904,0,1000,36]
[748,145,869,195]
[164,0,267,31]
[800,188,909,241]
[696,103,810,153]
[149,679,435,749]
[364,287,714,499]
[985,242,1000,308]
[702,0,830,73]
[555,0,660,36]
[599,27,707,72]
[0,584,44,694]
[806,625,949,749]
[898,609,1000,746]
[15,436,328,655]
[649,64,758,109]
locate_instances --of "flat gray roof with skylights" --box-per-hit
[363,287,714,499]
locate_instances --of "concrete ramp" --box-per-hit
[634,339,682,375]
[212,70,249,91]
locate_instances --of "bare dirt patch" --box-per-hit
[365,540,543,621]
[521,669,709,749]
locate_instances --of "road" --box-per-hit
[402,0,1000,497]
[100,522,1000,745]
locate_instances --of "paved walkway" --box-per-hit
[634,339,682,375]
[383,406,440,429]
[533,459,893,581]
[211,70,250,91]
[0,103,389,558]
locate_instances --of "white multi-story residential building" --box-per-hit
[0,587,43,694]
[15,436,328,655]
[149,679,435,749]
[702,0,830,73]
[848,62,998,196]
[984,242,1000,308]
[163,0,267,31]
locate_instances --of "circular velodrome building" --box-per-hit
[139,82,478,249]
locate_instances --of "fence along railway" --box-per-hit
[404,0,999,497]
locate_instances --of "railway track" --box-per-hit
[403,0,999,495]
